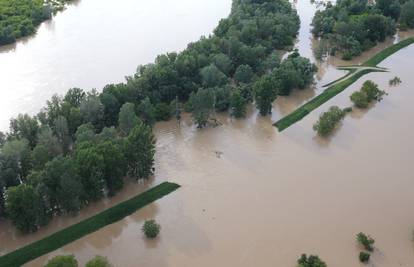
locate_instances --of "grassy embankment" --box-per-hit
[0,182,180,267]
[274,37,414,131]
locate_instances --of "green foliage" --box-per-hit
[0,182,179,267]
[43,255,78,267]
[85,256,112,267]
[118,103,139,136]
[230,90,247,118]
[389,76,402,86]
[313,106,346,137]
[312,0,399,59]
[359,251,370,263]
[234,64,254,84]
[124,122,156,179]
[254,75,277,116]
[74,143,105,202]
[142,219,161,238]
[5,184,49,233]
[350,80,385,108]
[200,64,228,88]
[154,102,173,121]
[357,232,375,252]
[400,1,414,29]
[9,114,39,149]
[189,88,215,128]
[297,254,327,267]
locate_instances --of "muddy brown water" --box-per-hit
[1,1,414,267]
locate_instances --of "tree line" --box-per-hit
[0,0,317,232]
[312,0,414,60]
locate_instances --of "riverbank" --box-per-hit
[0,182,180,267]
[274,37,414,131]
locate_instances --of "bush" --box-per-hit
[142,219,161,238]
[357,232,375,252]
[350,91,369,108]
[85,256,113,267]
[313,106,346,137]
[43,255,78,267]
[359,251,370,263]
[350,81,385,108]
[155,103,173,121]
[297,254,327,267]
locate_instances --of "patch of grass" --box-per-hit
[0,182,180,267]
[363,37,414,67]
[274,37,414,132]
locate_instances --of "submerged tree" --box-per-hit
[189,88,215,128]
[254,75,277,116]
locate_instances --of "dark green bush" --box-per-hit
[357,232,375,252]
[297,254,327,267]
[142,219,161,238]
[313,106,346,137]
[359,251,370,263]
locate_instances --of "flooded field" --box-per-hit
[1,0,414,267]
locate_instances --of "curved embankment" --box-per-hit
[274,37,414,132]
[0,182,180,267]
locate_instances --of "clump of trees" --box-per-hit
[359,251,370,263]
[313,106,348,137]
[350,81,386,108]
[357,232,375,263]
[142,219,161,238]
[0,0,73,46]
[389,76,402,86]
[0,89,155,233]
[357,232,375,252]
[43,255,112,267]
[297,254,327,267]
[312,0,414,59]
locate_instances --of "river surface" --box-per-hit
[1,1,414,267]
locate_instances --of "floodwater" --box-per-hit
[2,1,414,267]
[0,0,232,131]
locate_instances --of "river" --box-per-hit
[2,1,414,267]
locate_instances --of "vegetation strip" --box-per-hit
[0,182,180,267]
[274,37,414,132]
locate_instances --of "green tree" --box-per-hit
[200,64,228,88]
[357,232,375,252]
[313,106,346,137]
[74,143,105,201]
[1,138,32,182]
[400,1,414,28]
[213,53,233,76]
[142,219,161,238]
[234,64,254,84]
[9,114,39,148]
[75,123,96,145]
[5,184,49,233]
[85,256,113,267]
[43,255,78,267]
[359,251,370,263]
[254,75,277,116]
[137,97,156,125]
[63,88,86,107]
[230,90,247,118]
[40,156,84,213]
[118,103,140,136]
[80,92,104,129]
[154,102,173,121]
[189,88,215,128]
[297,254,327,267]
[97,141,127,196]
[350,91,369,108]
[54,116,71,153]
[124,122,156,179]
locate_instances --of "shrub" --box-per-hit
[142,219,161,238]
[155,103,173,121]
[313,106,346,137]
[359,251,370,263]
[85,256,113,267]
[43,255,78,267]
[357,232,375,252]
[350,91,369,108]
[297,254,327,267]
[389,76,402,86]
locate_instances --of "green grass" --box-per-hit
[363,37,414,67]
[274,37,414,131]
[0,182,180,267]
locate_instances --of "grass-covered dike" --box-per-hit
[0,182,180,267]
[274,37,414,131]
